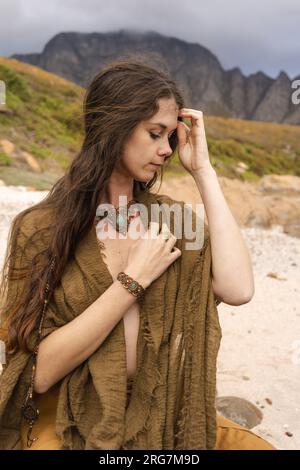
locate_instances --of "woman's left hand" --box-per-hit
[176,108,213,175]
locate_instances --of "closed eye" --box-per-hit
[150,132,160,140]
[149,131,175,140]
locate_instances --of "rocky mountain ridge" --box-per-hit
[12,29,300,125]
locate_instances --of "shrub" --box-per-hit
[0,152,12,166]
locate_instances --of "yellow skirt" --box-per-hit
[20,383,275,451]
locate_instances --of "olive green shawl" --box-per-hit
[0,189,222,449]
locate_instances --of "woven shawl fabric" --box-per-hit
[0,188,222,449]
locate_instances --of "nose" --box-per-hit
[158,139,173,159]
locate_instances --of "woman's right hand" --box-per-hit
[124,221,181,288]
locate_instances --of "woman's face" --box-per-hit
[119,96,180,183]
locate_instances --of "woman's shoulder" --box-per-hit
[15,205,55,236]
[154,193,209,249]
[10,205,56,255]
[155,193,183,206]
[155,193,207,226]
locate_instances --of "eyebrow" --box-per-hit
[148,122,177,131]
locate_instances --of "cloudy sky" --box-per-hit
[0,0,299,79]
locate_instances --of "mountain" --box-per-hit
[11,29,300,125]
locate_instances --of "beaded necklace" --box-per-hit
[94,199,140,236]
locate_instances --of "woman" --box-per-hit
[0,59,275,450]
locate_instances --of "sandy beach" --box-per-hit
[0,183,299,450]
[217,225,300,450]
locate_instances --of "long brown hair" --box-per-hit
[0,56,185,356]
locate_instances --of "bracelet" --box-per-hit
[117,272,146,300]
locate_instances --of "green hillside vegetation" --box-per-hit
[0,57,300,189]
[0,57,84,188]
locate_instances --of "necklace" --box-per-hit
[94,199,140,236]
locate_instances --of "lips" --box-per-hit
[149,163,161,168]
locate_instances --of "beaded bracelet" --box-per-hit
[117,272,145,300]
